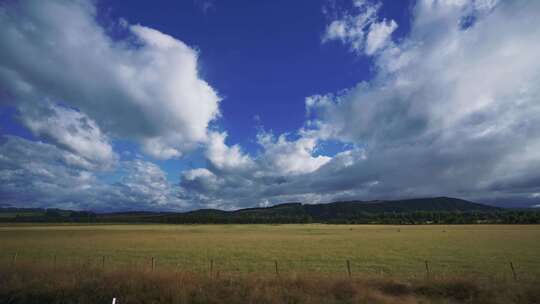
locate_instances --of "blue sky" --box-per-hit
[101,0,414,181]
[101,0,410,153]
[1,0,540,211]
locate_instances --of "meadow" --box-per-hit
[1,224,540,303]
[1,224,539,278]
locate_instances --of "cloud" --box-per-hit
[365,19,397,55]
[2,0,540,211]
[185,131,325,209]
[0,0,211,211]
[179,130,334,209]
[0,0,220,159]
[322,0,397,55]
[115,159,180,208]
[194,0,216,14]
[181,168,223,198]
[19,103,116,170]
[0,136,186,211]
[180,0,540,209]
[256,132,331,175]
[205,132,254,171]
[309,0,540,205]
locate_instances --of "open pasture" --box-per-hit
[1,224,539,278]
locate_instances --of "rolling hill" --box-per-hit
[3,196,538,224]
[157,197,500,223]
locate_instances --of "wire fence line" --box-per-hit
[1,252,530,281]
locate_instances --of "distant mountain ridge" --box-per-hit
[303,197,498,220]
[166,197,498,222]
[3,196,538,224]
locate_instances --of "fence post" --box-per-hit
[346,260,352,278]
[102,256,106,269]
[274,260,279,277]
[509,261,518,281]
[210,259,214,276]
[53,254,57,269]
[12,252,18,267]
[151,257,155,271]
[424,260,430,279]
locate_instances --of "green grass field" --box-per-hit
[1,224,539,278]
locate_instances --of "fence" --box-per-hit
[2,251,526,281]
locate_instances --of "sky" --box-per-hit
[1,0,540,211]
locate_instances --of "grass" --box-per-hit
[1,262,539,304]
[1,224,539,303]
[0,224,539,278]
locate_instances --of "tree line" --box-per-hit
[1,209,539,224]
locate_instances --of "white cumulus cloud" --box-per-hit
[0,136,186,211]
[180,0,540,209]
[19,103,116,170]
[323,0,397,55]
[0,0,220,159]
[2,0,540,211]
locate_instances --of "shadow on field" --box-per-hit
[0,263,538,304]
